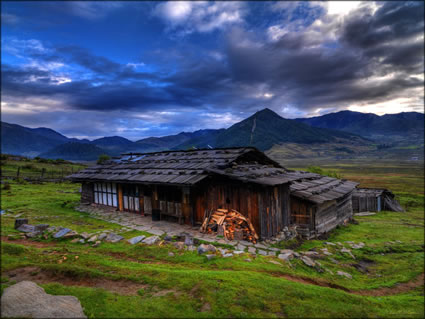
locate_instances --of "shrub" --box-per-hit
[97,154,111,164]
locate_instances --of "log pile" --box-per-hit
[200,208,259,243]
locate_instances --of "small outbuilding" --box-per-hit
[352,188,404,213]
[288,172,359,238]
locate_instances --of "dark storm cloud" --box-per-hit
[1,0,423,136]
[342,1,424,49]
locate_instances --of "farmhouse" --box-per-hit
[68,147,358,239]
[352,188,404,213]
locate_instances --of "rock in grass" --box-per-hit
[236,243,246,251]
[184,235,194,246]
[205,254,215,261]
[197,244,216,255]
[186,245,196,251]
[336,271,352,279]
[14,218,28,229]
[53,228,72,239]
[248,247,256,254]
[173,241,185,250]
[168,252,175,257]
[142,236,160,245]
[257,249,268,256]
[71,238,79,243]
[233,250,244,255]
[87,235,98,243]
[340,247,356,259]
[127,235,146,245]
[104,233,124,243]
[92,241,101,248]
[222,253,233,258]
[325,242,336,246]
[78,239,85,244]
[1,281,87,318]
[300,256,315,267]
[17,224,36,233]
[269,260,282,266]
[278,252,293,261]
[80,232,90,239]
[34,224,49,232]
[98,233,107,241]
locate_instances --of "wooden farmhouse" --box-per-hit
[352,188,404,213]
[68,147,359,239]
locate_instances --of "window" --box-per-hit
[94,182,117,207]
[122,185,140,212]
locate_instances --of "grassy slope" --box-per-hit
[0,160,424,318]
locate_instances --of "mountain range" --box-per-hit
[1,109,423,161]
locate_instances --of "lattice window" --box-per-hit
[94,182,117,207]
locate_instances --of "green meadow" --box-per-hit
[1,159,424,318]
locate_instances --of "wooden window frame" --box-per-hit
[94,182,117,207]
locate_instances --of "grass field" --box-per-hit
[1,159,424,318]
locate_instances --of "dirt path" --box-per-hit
[3,238,423,297]
[3,266,149,295]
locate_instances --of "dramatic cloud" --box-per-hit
[1,1,423,139]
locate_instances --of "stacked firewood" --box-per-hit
[200,208,259,243]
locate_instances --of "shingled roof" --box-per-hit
[68,147,359,201]
[289,173,359,204]
[68,147,288,186]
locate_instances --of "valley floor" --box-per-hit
[1,160,424,318]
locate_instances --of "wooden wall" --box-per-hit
[291,192,354,237]
[352,194,378,212]
[81,182,93,204]
[193,178,290,238]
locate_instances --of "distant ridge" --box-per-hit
[295,110,424,139]
[1,108,423,160]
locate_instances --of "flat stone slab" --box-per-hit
[17,224,36,233]
[53,228,72,238]
[128,235,146,245]
[104,233,124,243]
[142,235,160,245]
[1,281,87,318]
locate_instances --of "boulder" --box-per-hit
[80,232,90,239]
[257,250,268,256]
[92,241,101,248]
[142,236,160,245]
[236,243,246,251]
[98,233,108,241]
[205,254,215,261]
[278,253,293,261]
[87,235,98,243]
[300,256,315,267]
[127,235,145,245]
[104,233,124,243]
[233,250,244,255]
[197,244,216,255]
[64,231,78,238]
[34,224,49,232]
[53,228,72,239]
[186,245,196,251]
[173,241,185,250]
[248,247,256,254]
[325,242,336,246]
[17,224,36,233]
[1,281,87,318]
[14,218,29,229]
[222,253,233,258]
[164,235,173,242]
[25,232,41,238]
[184,235,194,246]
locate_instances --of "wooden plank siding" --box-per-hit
[192,178,290,238]
[81,182,94,204]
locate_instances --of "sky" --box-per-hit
[1,1,424,140]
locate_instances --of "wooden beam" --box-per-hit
[118,184,123,211]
